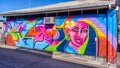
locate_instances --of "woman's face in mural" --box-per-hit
[68,21,88,47]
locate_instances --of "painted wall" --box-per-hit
[5,10,117,64]
[0,22,5,41]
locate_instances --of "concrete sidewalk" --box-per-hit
[0,43,119,68]
[52,52,117,68]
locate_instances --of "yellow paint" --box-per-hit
[56,23,64,28]
[12,37,18,41]
[81,19,105,37]
[65,21,75,28]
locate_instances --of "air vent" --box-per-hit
[44,17,55,24]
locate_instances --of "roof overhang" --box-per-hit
[0,1,116,16]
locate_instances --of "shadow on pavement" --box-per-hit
[0,47,95,68]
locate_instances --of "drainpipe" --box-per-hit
[115,0,119,64]
[107,1,118,64]
[106,3,112,65]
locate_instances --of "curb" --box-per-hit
[0,45,18,49]
[52,52,117,68]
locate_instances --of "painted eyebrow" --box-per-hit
[71,26,78,29]
[81,27,88,29]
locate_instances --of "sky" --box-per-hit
[0,0,73,12]
[0,0,72,20]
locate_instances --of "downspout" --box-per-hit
[106,3,112,65]
[115,0,119,64]
[107,1,118,64]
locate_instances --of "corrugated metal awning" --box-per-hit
[0,0,116,16]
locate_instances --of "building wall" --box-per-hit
[0,22,5,41]
[5,10,117,64]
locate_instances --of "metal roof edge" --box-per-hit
[0,1,116,16]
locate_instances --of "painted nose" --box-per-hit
[75,32,82,40]
[77,30,82,37]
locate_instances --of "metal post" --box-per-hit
[56,13,58,17]
[81,10,83,15]
[97,9,99,14]
[46,13,47,17]
[68,12,70,16]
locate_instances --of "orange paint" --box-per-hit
[6,34,16,46]
[26,27,41,37]
[98,37,116,64]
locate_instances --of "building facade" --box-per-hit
[0,20,5,41]
[0,0,118,65]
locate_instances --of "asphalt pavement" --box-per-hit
[0,47,95,68]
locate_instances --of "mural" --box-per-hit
[5,10,117,64]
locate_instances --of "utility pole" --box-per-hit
[29,0,31,8]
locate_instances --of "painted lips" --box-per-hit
[75,38,83,45]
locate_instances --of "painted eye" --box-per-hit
[81,29,88,33]
[72,27,79,32]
